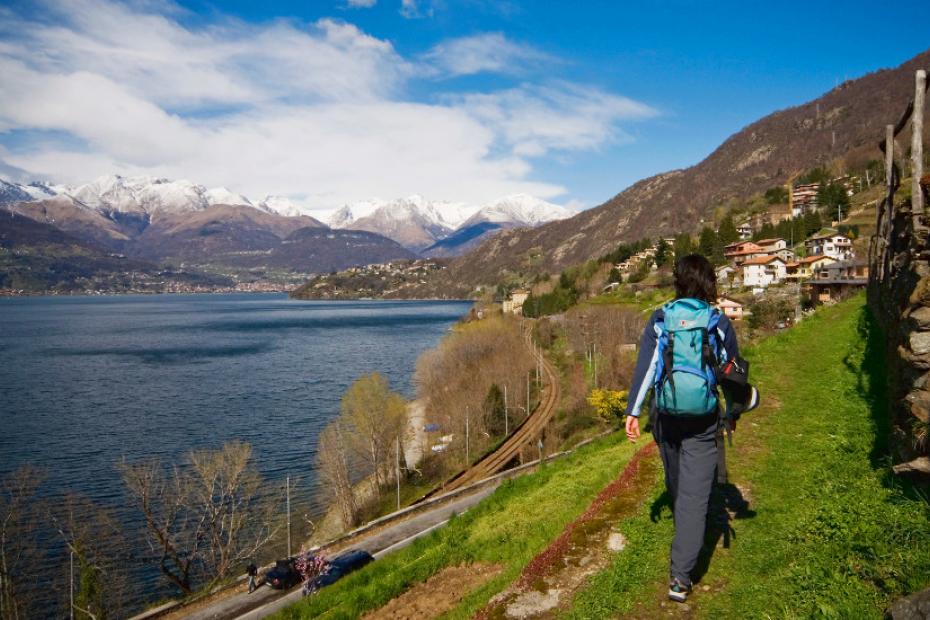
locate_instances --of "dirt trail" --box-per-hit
[475,443,659,620]
[362,564,503,619]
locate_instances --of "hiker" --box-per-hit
[246,561,258,593]
[624,253,740,603]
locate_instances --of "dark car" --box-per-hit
[304,550,374,594]
[265,558,301,590]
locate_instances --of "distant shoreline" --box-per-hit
[0,288,474,302]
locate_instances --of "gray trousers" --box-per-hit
[654,412,718,585]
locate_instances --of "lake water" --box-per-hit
[0,293,471,612]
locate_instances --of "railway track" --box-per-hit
[433,325,561,494]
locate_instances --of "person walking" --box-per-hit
[624,253,740,603]
[246,561,258,593]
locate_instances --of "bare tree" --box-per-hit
[340,373,408,491]
[120,441,281,594]
[0,466,45,620]
[415,315,534,469]
[316,422,358,529]
[49,493,129,620]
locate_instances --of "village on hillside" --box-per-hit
[501,173,872,325]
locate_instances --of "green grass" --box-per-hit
[568,296,930,619]
[272,433,641,619]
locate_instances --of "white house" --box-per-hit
[742,255,787,288]
[755,237,795,262]
[503,289,530,314]
[805,232,854,261]
[736,221,753,240]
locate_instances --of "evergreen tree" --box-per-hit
[711,234,726,266]
[673,233,693,260]
[484,384,507,436]
[698,226,716,258]
[764,186,789,204]
[753,221,776,241]
[817,180,851,221]
[607,267,622,284]
[717,214,739,245]
[654,238,671,267]
[803,210,823,237]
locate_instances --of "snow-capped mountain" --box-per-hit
[328,205,355,229]
[329,195,464,252]
[460,194,574,228]
[205,187,252,208]
[257,195,317,218]
[66,176,215,216]
[0,179,58,206]
[2,174,574,257]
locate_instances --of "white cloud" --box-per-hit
[0,0,656,213]
[400,0,431,19]
[347,0,377,7]
[453,83,658,157]
[422,33,552,77]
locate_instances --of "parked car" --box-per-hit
[265,558,301,590]
[304,550,374,594]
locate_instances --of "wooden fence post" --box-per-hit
[913,70,926,216]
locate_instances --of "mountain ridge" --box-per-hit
[426,47,930,293]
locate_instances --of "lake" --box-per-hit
[0,293,471,612]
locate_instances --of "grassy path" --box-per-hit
[569,298,930,618]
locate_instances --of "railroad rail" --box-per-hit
[431,324,561,494]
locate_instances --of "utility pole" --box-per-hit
[526,375,530,417]
[395,437,401,511]
[286,476,291,557]
[70,550,74,620]
[503,384,509,435]
[593,343,598,389]
[535,344,540,384]
[465,406,470,464]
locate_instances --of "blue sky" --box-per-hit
[0,0,926,217]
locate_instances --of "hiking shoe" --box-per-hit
[668,578,691,603]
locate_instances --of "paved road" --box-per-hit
[180,483,499,620]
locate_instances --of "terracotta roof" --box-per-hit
[742,255,784,266]
[726,248,765,257]
[798,255,835,265]
[756,238,785,245]
[807,231,849,242]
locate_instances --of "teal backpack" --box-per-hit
[654,298,722,416]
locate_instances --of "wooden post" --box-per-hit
[913,70,926,216]
[886,124,896,229]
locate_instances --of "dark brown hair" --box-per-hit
[673,254,717,303]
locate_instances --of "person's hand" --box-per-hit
[625,415,640,442]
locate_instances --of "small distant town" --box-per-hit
[290,259,448,299]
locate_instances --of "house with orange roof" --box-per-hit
[755,237,796,262]
[785,255,837,280]
[716,296,744,320]
[742,255,787,288]
[724,241,767,267]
